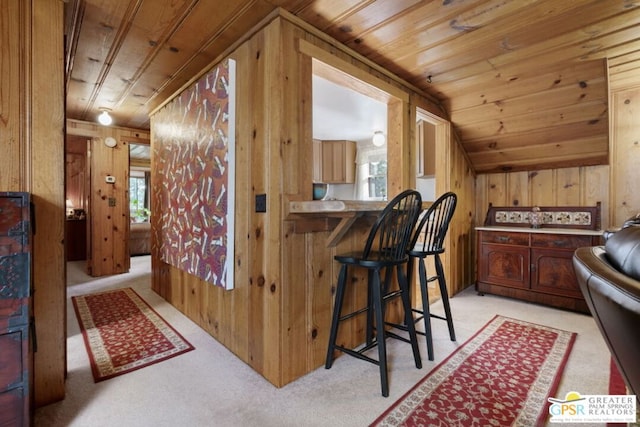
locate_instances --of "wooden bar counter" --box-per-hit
[288,200,431,247]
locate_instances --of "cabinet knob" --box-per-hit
[497,236,510,243]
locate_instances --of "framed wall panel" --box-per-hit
[152,58,236,289]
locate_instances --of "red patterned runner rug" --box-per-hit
[608,358,628,427]
[372,315,576,426]
[72,287,194,382]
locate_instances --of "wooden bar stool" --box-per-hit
[405,192,457,361]
[325,190,423,397]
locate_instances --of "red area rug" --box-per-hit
[372,315,576,426]
[608,358,628,427]
[72,287,194,382]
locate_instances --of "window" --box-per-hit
[368,160,387,200]
[130,171,150,222]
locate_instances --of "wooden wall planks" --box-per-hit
[0,0,67,407]
[611,86,640,225]
[31,0,66,407]
[150,13,475,388]
[475,165,611,230]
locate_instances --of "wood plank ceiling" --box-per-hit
[64,0,640,174]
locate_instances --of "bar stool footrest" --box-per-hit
[334,345,381,366]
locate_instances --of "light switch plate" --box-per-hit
[255,194,266,213]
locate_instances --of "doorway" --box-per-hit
[64,135,89,263]
[128,142,152,258]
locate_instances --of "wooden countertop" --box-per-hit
[288,199,432,247]
[289,200,390,213]
[475,226,603,236]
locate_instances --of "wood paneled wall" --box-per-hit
[610,86,640,225]
[150,12,475,388]
[472,82,640,278]
[66,120,150,277]
[472,60,640,248]
[0,0,66,406]
[474,166,610,228]
[473,66,640,233]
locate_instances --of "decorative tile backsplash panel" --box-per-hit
[494,210,593,226]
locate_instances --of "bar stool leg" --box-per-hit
[418,256,434,361]
[326,264,348,369]
[365,270,374,346]
[435,254,456,341]
[397,265,422,369]
[371,268,389,397]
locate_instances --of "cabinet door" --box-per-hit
[0,388,26,427]
[0,326,29,427]
[320,140,356,183]
[478,243,530,288]
[530,248,583,298]
[312,139,322,183]
[416,120,435,177]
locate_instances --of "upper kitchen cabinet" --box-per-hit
[416,119,435,178]
[317,140,356,184]
[312,139,322,183]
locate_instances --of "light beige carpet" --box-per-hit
[35,256,613,427]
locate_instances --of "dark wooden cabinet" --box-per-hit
[477,228,600,313]
[476,204,602,313]
[0,192,32,426]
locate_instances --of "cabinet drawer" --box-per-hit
[531,234,593,249]
[480,231,529,246]
[0,387,27,427]
[0,194,29,235]
[0,329,26,389]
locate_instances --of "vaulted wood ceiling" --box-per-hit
[64,0,640,173]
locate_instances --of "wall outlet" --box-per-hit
[255,194,266,213]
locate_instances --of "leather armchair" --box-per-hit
[573,224,640,403]
[603,213,640,241]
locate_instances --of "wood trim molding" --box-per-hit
[297,38,409,103]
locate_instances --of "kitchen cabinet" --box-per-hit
[0,192,32,426]
[318,140,356,184]
[312,139,322,183]
[476,204,602,313]
[416,119,435,178]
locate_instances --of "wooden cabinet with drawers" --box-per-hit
[476,204,602,313]
[0,192,32,426]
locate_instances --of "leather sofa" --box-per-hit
[573,220,640,403]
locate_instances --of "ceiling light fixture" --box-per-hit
[372,131,386,147]
[98,109,113,126]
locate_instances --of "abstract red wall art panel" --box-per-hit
[151,58,236,289]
